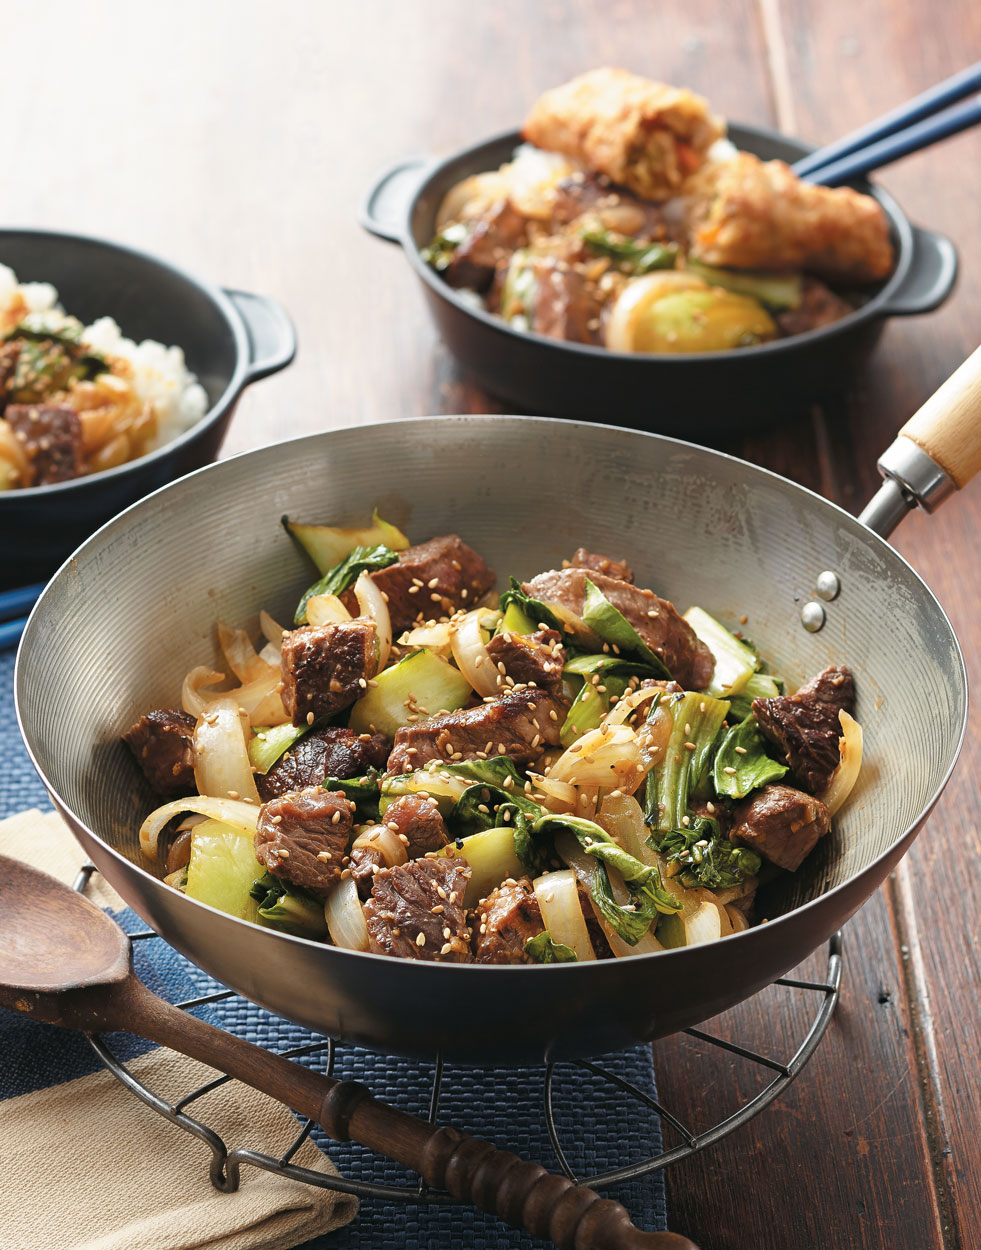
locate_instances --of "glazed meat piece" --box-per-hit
[356,535,496,634]
[523,67,723,200]
[254,788,355,898]
[386,687,566,775]
[383,794,449,857]
[473,876,544,963]
[730,783,830,872]
[257,726,390,801]
[281,620,378,726]
[444,199,528,291]
[4,403,82,485]
[775,277,854,337]
[753,665,855,794]
[522,567,714,690]
[570,548,635,583]
[0,341,21,411]
[123,708,196,796]
[531,259,600,344]
[640,677,684,696]
[485,628,566,692]
[685,152,894,284]
[364,856,473,962]
[349,833,386,897]
[549,172,668,241]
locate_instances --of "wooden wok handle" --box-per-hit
[899,342,981,489]
[110,977,699,1250]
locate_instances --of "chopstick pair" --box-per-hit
[0,582,45,651]
[793,60,981,185]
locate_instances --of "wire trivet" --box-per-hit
[73,862,842,1203]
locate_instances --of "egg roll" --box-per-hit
[522,68,724,201]
[685,152,894,283]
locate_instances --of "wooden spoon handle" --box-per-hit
[899,343,981,488]
[115,977,698,1250]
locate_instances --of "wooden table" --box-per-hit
[4,3,979,1246]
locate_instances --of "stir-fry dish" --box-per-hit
[0,264,207,489]
[128,514,863,963]
[422,68,895,353]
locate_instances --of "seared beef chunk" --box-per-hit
[364,856,472,962]
[255,788,354,898]
[357,534,495,634]
[383,794,449,857]
[5,403,82,484]
[549,172,669,240]
[523,567,714,691]
[281,621,378,726]
[730,783,830,872]
[444,199,528,291]
[0,341,21,412]
[640,677,684,696]
[570,548,635,584]
[753,665,855,794]
[485,628,566,693]
[473,876,544,963]
[123,708,197,795]
[350,831,386,897]
[775,278,854,338]
[257,726,390,801]
[531,260,599,344]
[386,687,566,775]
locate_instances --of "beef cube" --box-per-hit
[730,783,830,872]
[531,260,600,344]
[386,687,566,775]
[444,200,528,291]
[570,548,635,584]
[523,567,714,691]
[257,725,390,800]
[0,341,21,412]
[382,794,448,857]
[473,876,544,963]
[752,665,855,794]
[5,403,82,484]
[281,620,378,726]
[255,788,355,898]
[549,172,669,239]
[360,534,495,634]
[123,708,197,795]
[349,834,386,898]
[775,277,854,338]
[364,856,472,961]
[640,678,684,695]
[485,628,566,693]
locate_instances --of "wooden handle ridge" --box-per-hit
[899,343,981,489]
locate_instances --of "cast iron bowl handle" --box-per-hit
[223,288,297,384]
[880,225,958,316]
[359,155,431,244]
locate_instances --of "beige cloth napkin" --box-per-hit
[0,810,359,1250]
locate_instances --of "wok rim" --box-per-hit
[15,414,969,978]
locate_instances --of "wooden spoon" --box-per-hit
[0,854,697,1250]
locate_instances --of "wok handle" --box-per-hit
[862,344,981,537]
[114,978,699,1250]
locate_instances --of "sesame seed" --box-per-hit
[277,849,290,858]
[408,585,419,594]
[443,926,452,939]
[684,723,692,735]
[271,814,283,825]
[306,711,315,725]
[724,766,737,775]
[317,851,331,862]
[440,942,453,955]
[684,742,696,751]
[227,789,240,799]
[416,932,426,947]
[332,810,341,824]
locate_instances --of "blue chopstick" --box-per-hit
[0,616,28,650]
[0,581,46,619]
[801,93,981,186]
[793,60,981,178]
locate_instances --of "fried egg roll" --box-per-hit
[522,67,724,201]
[686,152,894,283]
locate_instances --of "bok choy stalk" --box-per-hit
[442,756,552,876]
[682,606,758,698]
[559,653,654,746]
[712,715,788,799]
[249,873,328,938]
[581,228,679,274]
[538,813,681,944]
[727,670,784,723]
[656,818,761,891]
[249,722,309,774]
[525,931,578,963]
[498,578,563,633]
[295,544,398,625]
[643,691,730,832]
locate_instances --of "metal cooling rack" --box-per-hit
[72,862,842,1203]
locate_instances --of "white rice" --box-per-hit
[0,263,208,452]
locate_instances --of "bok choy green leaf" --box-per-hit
[249,873,328,938]
[295,543,399,625]
[654,818,761,891]
[580,578,672,678]
[525,930,578,963]
[712,715,788,799]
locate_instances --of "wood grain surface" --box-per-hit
[3,3,979,1248]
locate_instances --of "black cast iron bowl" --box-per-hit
[15,415,967,1065]
[361,125,957,435]
[0,228,297,589]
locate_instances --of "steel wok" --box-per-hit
[15,352,980,1065]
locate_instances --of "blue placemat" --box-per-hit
[0,644,667,1247]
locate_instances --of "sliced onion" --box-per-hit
[596,793,659,867]
[324,875,370,951]
[556,832,662,957]
[725,905,750,933]
[139,795,261,861]
[823,710,863,816]
[533,868,596,961]
[602,685,662,727]
[306,594,352,627]
[352,824,408,869]
[218,621,275,684]
[182,666,227,717]
[354,571,391,669]
[193,695,260,805]
[259,640,282,666]
[259,609,287,645]
[400,620,454,659]
[548,724,645,790]
[448,608,499,697]
[528,772,578,812]
[229,669,288,727]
